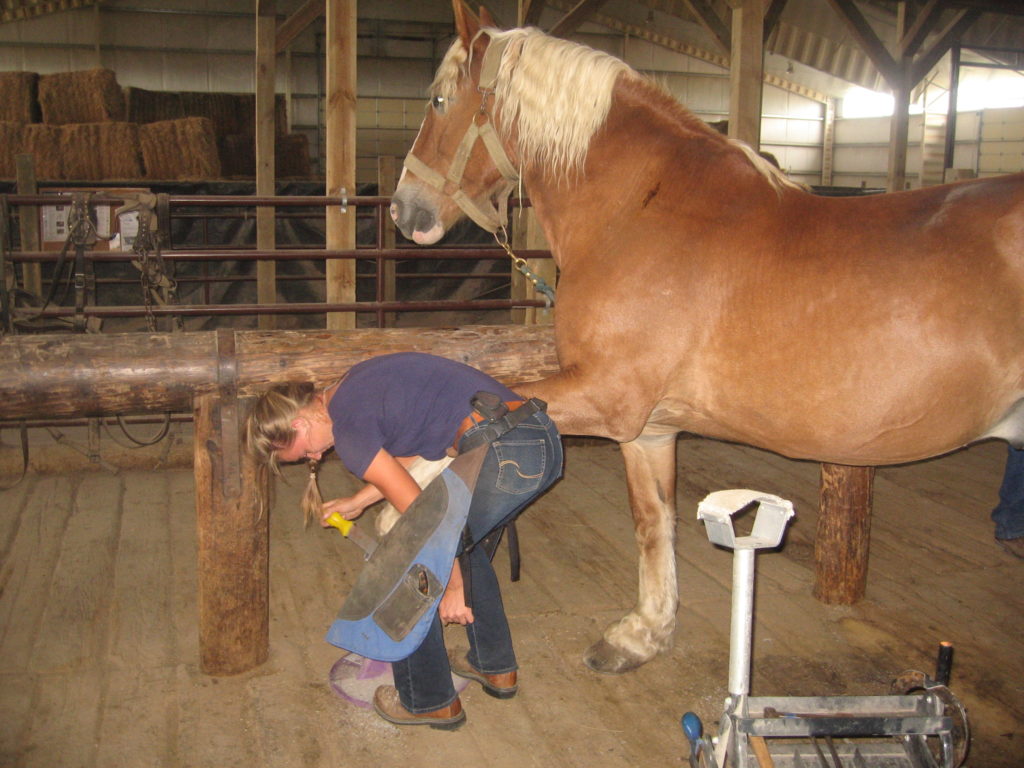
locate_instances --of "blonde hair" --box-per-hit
[433,27,800,191]
[244,381,324,525]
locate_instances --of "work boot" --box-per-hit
[448,650,518,699]
[372,686,466,730]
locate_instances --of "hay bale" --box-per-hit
[276,132,311,178]
[179,92,247,138]
[177,91,287,137]
[0,72,39,123]
[139,117,221,180]
[22,123,62,179]
[60,122,142,180]
[0,122,25,177]
[39,69,126,125]
[217,133,255,177]
[124,86,185,124]
[215,131,311,179]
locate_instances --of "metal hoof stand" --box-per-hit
[682,490,969,768]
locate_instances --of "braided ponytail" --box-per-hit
[301,459,324,527]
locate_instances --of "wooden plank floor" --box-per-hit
[1,436,1021,767]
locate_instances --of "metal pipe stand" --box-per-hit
[682,490,969,768]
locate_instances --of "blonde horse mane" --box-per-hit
[431,26,799,191]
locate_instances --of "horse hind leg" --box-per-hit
[585,429,679,673]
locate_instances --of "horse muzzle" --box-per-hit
[390,188,446,245]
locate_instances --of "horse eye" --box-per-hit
[430,95,447,112]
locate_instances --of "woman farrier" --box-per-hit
[244,352,563,730]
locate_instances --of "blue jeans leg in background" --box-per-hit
[992,445,1024,541]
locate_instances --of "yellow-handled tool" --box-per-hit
[326,511,378,557]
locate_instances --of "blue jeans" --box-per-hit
[391,411,563,713]
[993,445,1024,541]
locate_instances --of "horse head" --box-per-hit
[390,3,519,244]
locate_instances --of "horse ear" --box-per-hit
[479,6,498,28]
[453,0,481,48]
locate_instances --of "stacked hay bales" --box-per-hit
[0,122,24,177]
[38,68,126,124]
[1,69,312,182]
[60,123,143,180]
[276,132,312,178]
[22,124,62,179]
[217,132,312,178]
[0,72,39,122]
[127,86,306,179]
[139,117,221,179]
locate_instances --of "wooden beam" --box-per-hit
[0,326,560,421]
[899,0,944,59]
[888,73,911,192]
[256,0,277,331]
[763,0,788,44]
[683,0,731,56]
[324,0,357,330]
[194,389,269,675]
[15,155,42,298]
[520,0,546,26]
[276,0,323,53]
[910,9,981,85]
[377,155,397,328]
[727,0,764,148]
[826,0,900,87]
[548,0,610,38]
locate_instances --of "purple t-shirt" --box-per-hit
[327,352,519,478]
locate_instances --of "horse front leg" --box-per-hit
[584,429,679,673]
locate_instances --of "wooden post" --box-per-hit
[192,329,270,674]
[378,155,397,327]
[887,70,911,192]
[325,0,357,330]
[16,154,42,297]
[256,0,277,330]
[511,208,554,326]
[727,0,763,148]
[814,463,875,604]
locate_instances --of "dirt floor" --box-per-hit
[0,434,1021,767]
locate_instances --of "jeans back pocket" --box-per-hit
[493,438,547,494]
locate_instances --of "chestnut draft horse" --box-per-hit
[390,4,1024,673]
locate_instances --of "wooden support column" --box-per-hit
[378,155,397,328]
[193,330,269,675]
[727,0,764,148]
[16,154,42,297]
[887,70,911,192]
[325,0,357,329]
[814,463,874,604]
[256,0,277,330]
[511,208,554,326]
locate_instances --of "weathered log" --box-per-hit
[194,393,269,675]
[814,463,875,604]
[0,325,560,420]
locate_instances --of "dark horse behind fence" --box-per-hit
[390,2,1024,673]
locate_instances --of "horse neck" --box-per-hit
[517,80,761,263]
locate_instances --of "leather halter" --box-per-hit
[402,34,519,234]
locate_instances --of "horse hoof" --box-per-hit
[582,638,647,674]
